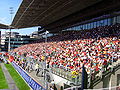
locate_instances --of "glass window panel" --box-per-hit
[91,22,94,29]
[94,22,97,28]
[108,18,111,25]
[97,21,100,27]
[84,24,87,29]
[88,23,90,29]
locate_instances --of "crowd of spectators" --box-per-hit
[12,24,120,76]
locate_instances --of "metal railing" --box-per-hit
[50,67,81,85]
[1,54,120,89]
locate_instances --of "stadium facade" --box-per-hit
[1,32,36,51]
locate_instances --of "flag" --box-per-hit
[0,53,2,55]
[9,55,14,62]
[5,52,9,56]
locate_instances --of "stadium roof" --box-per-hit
[0,23,12,29]
[11,0,103,29]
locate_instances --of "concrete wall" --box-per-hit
[111,68,120,87]
[93,67,120,89]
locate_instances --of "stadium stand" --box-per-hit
[7,23,119,89]
[2,0,120,89]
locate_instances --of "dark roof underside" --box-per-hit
[11,0,103,29]
[0,23,10,29]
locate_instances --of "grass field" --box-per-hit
[0,65,9,89]
[5,64,30,90]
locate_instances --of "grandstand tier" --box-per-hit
[1,0,120,89]
[8,23,120,89]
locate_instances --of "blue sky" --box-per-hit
[0,0,37,35]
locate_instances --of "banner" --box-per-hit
[9,55,14,62]
[12,61,46,90]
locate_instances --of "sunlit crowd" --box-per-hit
[11,24,120,76]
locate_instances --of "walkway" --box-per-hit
[29,71,45,87]
[28,69,61,90]
[0,63,19,90]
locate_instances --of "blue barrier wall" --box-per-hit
[12,61,46,90]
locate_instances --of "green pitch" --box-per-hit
[5,64,30,90]
[0,65,9,89]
